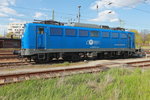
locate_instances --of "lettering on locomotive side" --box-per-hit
[86,39,100,45]
[114,44,126,46]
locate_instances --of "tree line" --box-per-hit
[130,29,150,47]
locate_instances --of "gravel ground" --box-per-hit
[0,57,150,76]
[0,59,20,63]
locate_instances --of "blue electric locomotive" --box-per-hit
[21,21,136,62]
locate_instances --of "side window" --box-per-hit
[38,27,44,34]
[112,33,119,38]
[121,33,127,38]
[90,31,99,37]
[66,29,76,36]
[102,32,109,38]
[50,27,63,36]
[79,30,88,37]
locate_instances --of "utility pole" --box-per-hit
[96,5,99,14]
[78,6,81,23]
[119,19,125,28]
[4,29,6,38]
[52,9,55,21]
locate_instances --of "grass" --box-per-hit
[0,68,150,100]
[141,46,150,49]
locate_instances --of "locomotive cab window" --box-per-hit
[38,27,44,34]
[102,32,109,38]
[66,29,76,36]
[50,27,63,36]
[90,31,99,37]
[79,30,88,37]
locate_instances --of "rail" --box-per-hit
[0,65,108,85]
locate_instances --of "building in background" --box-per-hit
[7,23,26,36]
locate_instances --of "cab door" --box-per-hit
[128,33,132,48]
[36,27,46,49]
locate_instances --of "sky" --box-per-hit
[0,0,150,35]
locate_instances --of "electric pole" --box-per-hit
[96,5,99,13]
[52,9,55,21]
[78,6,81,23]
[119,19,125,28]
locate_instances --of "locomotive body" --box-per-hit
[21,23,136,62]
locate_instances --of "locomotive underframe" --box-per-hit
[20,48,138,63]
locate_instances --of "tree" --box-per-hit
[130,29,142,48]
[5,32,19,39]
[6,32,14,38]
[140,29,150,45]
[145,34,150,45]
[0,34,3,37]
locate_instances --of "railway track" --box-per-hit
[0,59,150,86]
[0,50,13,54]
[0,65,108,85]
[0,56,18,59]
[0,62,30,67]
[126,60,150,67]
[0,53,18,59]
[0,48,150,86]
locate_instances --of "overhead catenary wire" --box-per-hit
[0,2,149,23]
[0,1,150,19]
[107,1,150,14]
[0,2,150,29]
[0,6,97,23]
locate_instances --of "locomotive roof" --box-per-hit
[27,23,133,34]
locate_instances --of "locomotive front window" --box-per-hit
[38,27,44,34]
[66,29,76,36]
[79,30,88,37]
[90,31,99,37]
[50,28,62,36]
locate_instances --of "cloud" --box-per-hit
[90,0,150,23]
[39,8,51,11]
[89,10,119,22]
[0,0,16,6]
[0,6,24,17]
[0,12,8,17]
[33,12,48,19]
[0,0,24,17]
[9,18,19,21]
[91,0,149,10]
[34,12,44,18]
[9,18,26,23]
[145,0,150,3]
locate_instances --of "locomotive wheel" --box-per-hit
[62,56,70,61]
[34,59,49,64]
[122,52,129,58]
[63,54,80,62]
[33,54,50,64]
[71,54,80,62]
